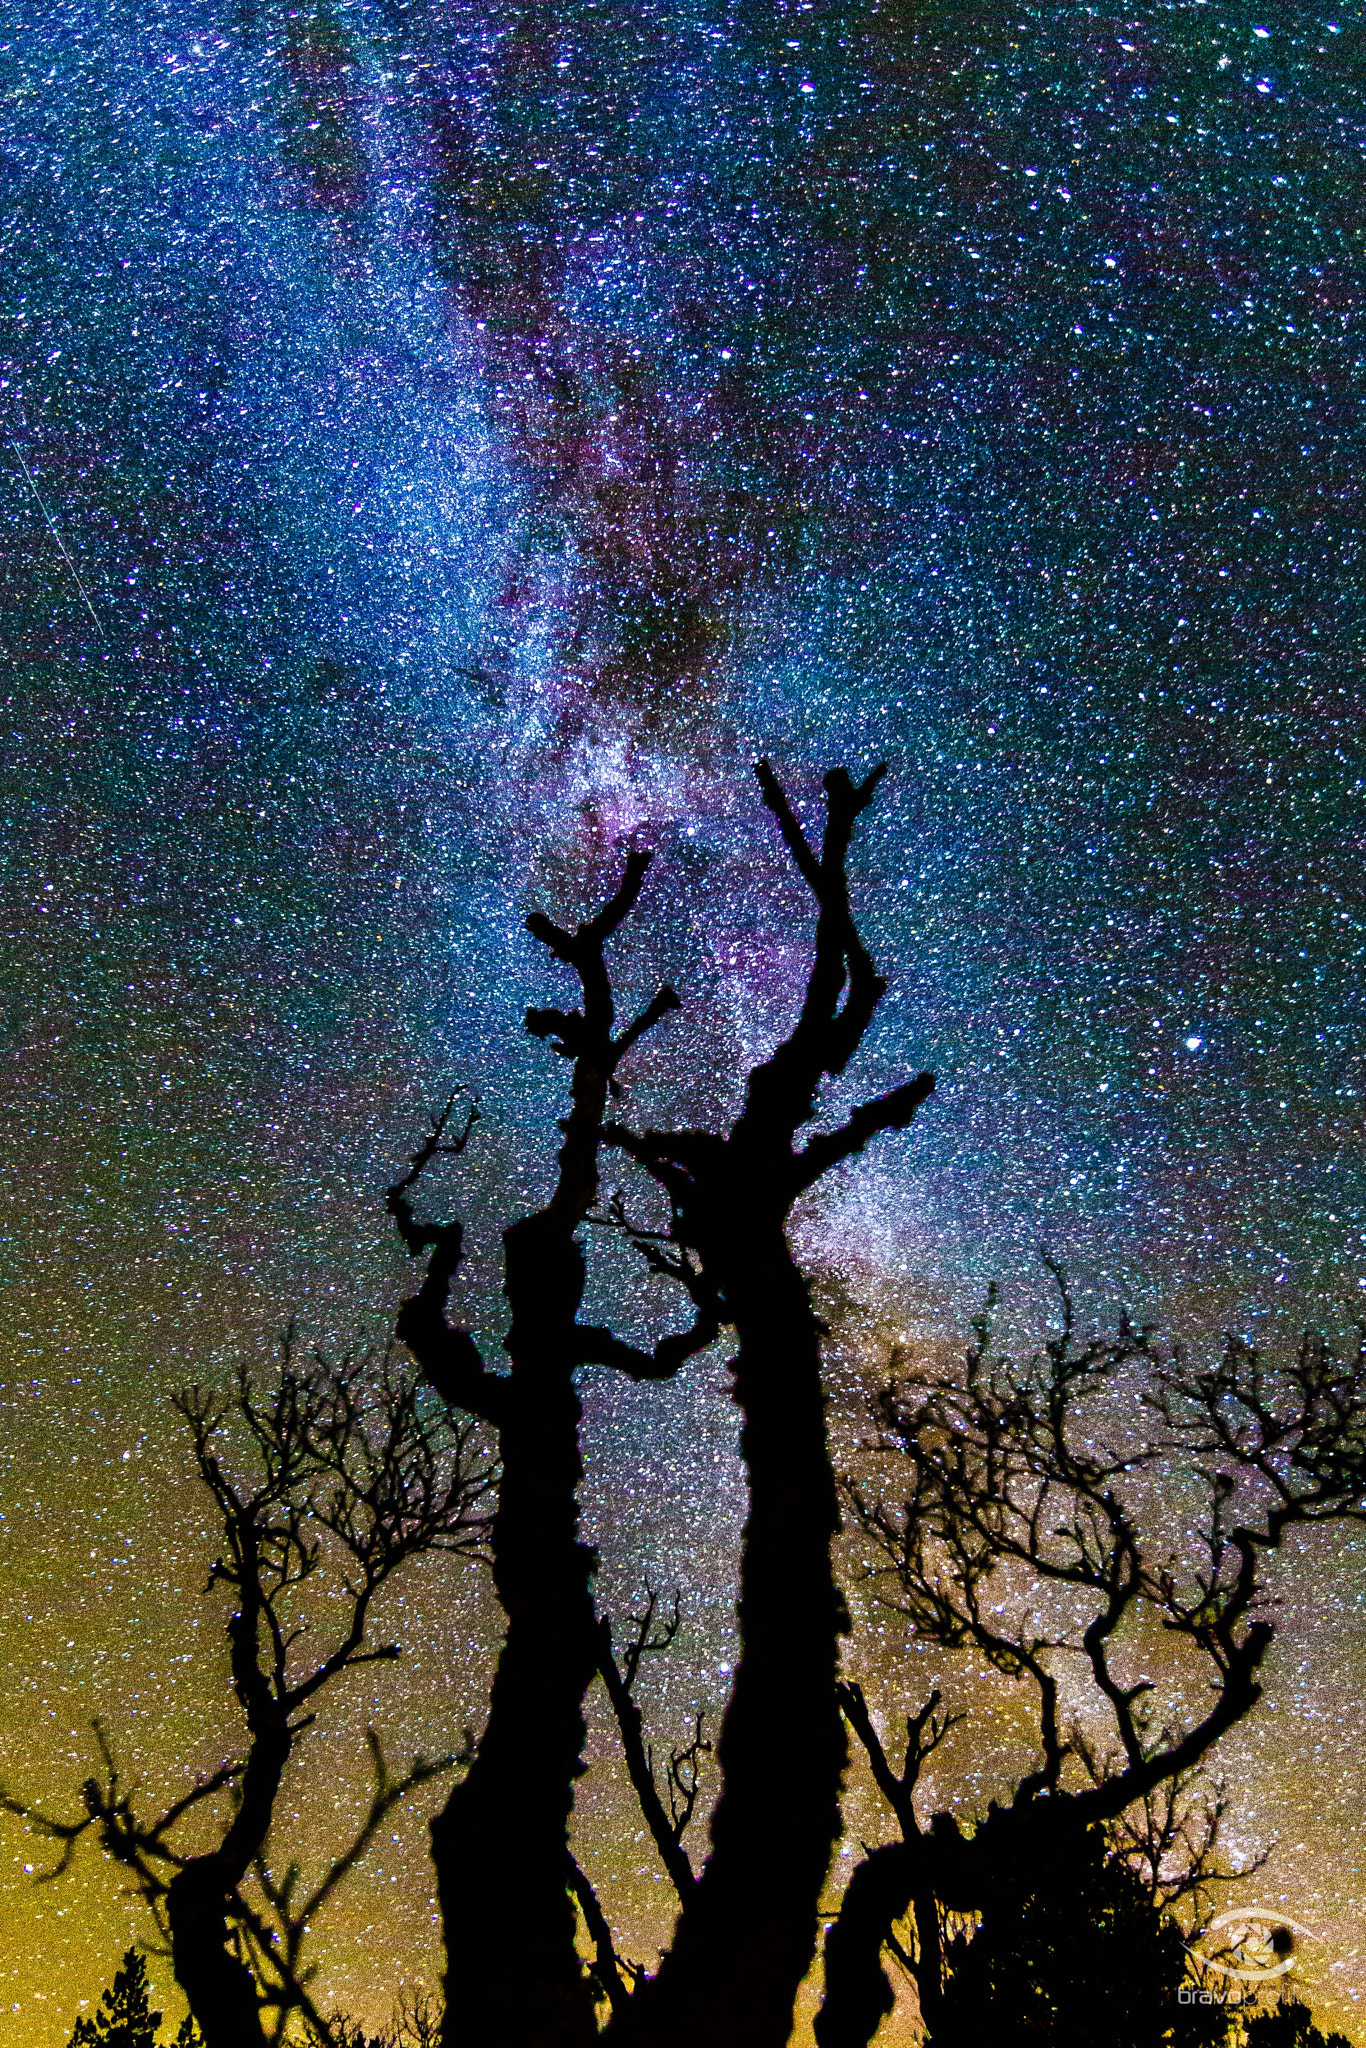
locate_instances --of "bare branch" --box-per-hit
[837,1681,961,1842]
[793,1075,935,1194]
[528,846,652,962]
[611,987,682,1079]
[573,1317,720,1382]
[568,1853,638,2019]
[252,1728,469,2017]
[387,1097,480,1251]
[753,758,826,893]
[386,1099,508,1429]
[597,1610,699,1902]
[662,1713,712,1842]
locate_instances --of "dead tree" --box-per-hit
[3,1339,490,2048]
[817,1283,1366,2047]
[593,762,934,2048]
[388,858,715,2048]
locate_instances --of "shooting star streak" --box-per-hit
[6,433,107,639]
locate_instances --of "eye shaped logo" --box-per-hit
[1191,1908,1318,1982]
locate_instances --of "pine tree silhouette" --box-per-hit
[65,1954,203,2048]
[67,1951,161,2048]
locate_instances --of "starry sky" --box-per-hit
[1,0,1364,2037]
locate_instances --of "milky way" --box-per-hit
[2,0,1364,2037]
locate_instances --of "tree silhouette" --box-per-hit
[66,1950,202,2048]
[391,760,933,2048]
[595,762,934,2048]
[7,1340,490,2048]
[67,1951,163,2048]
[817,1280,1366,2047]
[926,1823,1234,2048]
[388,857,709,2048]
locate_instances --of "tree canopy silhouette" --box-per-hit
[1245,2001,1353,2048]
[817,1276,1366,2046]
[923,1822,1231,2048]
[8,1340,491,2048]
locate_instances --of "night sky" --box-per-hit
[2,0,1364,2037]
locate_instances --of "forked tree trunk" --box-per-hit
[403,777,929,2048]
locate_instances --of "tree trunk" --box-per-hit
[165,1865,270,2048]
[433,1217,600,2048]
[610,1218,846,2048]
[912,1887,946,2036]
[814,1842,917,2048]
[165,1719,290,2048]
